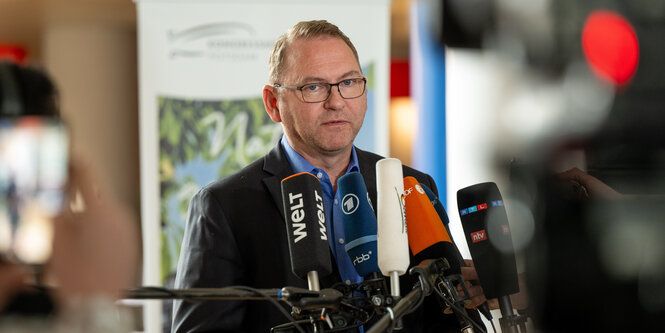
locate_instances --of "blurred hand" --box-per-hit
[460,259,487,309]
[0,262,31,311]
[460,259,529,311]
[557,167,621,199]
[49,159,138,305]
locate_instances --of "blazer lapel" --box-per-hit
[262,144,294,222]
[263,145,382,221]
[356,148,380,212]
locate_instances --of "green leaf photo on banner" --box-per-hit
[158,96,282,281]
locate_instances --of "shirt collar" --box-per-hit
[280,135,360,177]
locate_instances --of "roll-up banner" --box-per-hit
[136,1,390,330]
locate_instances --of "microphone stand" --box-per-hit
[367,259,488,333]
[422,260,484,333]
[436,274,475,333]
[367,259,443,333]
[498,296,528,333]
[366,282,426,333]
[360,272,393,309]
[126,286,368,333]
[127,286,304,301]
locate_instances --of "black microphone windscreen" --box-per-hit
[457,182,519,299]
[281,172,332,280]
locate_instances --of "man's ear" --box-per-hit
[263,85,281,123]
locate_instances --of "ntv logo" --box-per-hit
[342,194,359,215]
[471,230,487,243]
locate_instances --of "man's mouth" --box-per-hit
[324,120,347,125]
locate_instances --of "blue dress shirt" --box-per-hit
[280,135,363,286]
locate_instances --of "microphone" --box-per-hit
[338,172,378,278]
[338,172,393,311]
[404,177,477,333]
[457,182,521,333]
[404,178,459,268]
[419,183,463,263]
[281,172,333,291]
[376,158,410,298]
[420,182,493,322]
[419,182,449,227]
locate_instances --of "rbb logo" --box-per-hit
[341,194,359,215]
[471,230,487,243]
[353,251,372,266]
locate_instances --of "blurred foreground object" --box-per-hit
[436,0,665,331]
[1,60,138,331]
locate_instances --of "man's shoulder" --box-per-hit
[355,146,437,195]
[202,156,266,194]
[356,147,432,179]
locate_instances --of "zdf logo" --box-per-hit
[404,184,425,197]
[341,194,359,215]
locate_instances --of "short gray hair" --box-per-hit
[268,20,360,84]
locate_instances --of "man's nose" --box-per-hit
[324,85,345,108]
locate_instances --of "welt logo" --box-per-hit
[471,230,487,243]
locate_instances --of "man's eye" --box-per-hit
[341,79,353,86]
[304,84,322,91]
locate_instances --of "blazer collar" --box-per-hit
[355,147,379,212]
[261,144,381,220]
[262,144,294,221]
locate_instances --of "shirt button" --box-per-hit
[334,198,338,205]
[338,238,344,244]
[316,172,323,178]
[345,280,351,285]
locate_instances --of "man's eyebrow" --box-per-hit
[298,71,363,84]
[337,70,363,80]
[299,76,327,84]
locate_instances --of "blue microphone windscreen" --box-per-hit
[338,172,379,277]
[420,183,450,226]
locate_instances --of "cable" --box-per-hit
[129,285,372,332]
[433,285,487,333]
[403,275,427,315]
[228,285,307,333]
[488,317,498,333]
[129,286,179,298]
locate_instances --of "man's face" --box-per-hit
[273,36,367,158]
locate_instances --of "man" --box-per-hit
[172,20,483,332]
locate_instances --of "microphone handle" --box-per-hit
[307,271,320,291]
[498,295,519,333]
[389,271,401,297]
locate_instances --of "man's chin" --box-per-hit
[317,142,353,155]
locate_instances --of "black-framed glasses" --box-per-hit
[273,77,367,103]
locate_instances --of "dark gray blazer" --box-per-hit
[172,143,475,332]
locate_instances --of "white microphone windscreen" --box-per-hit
[376,158,410,276]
